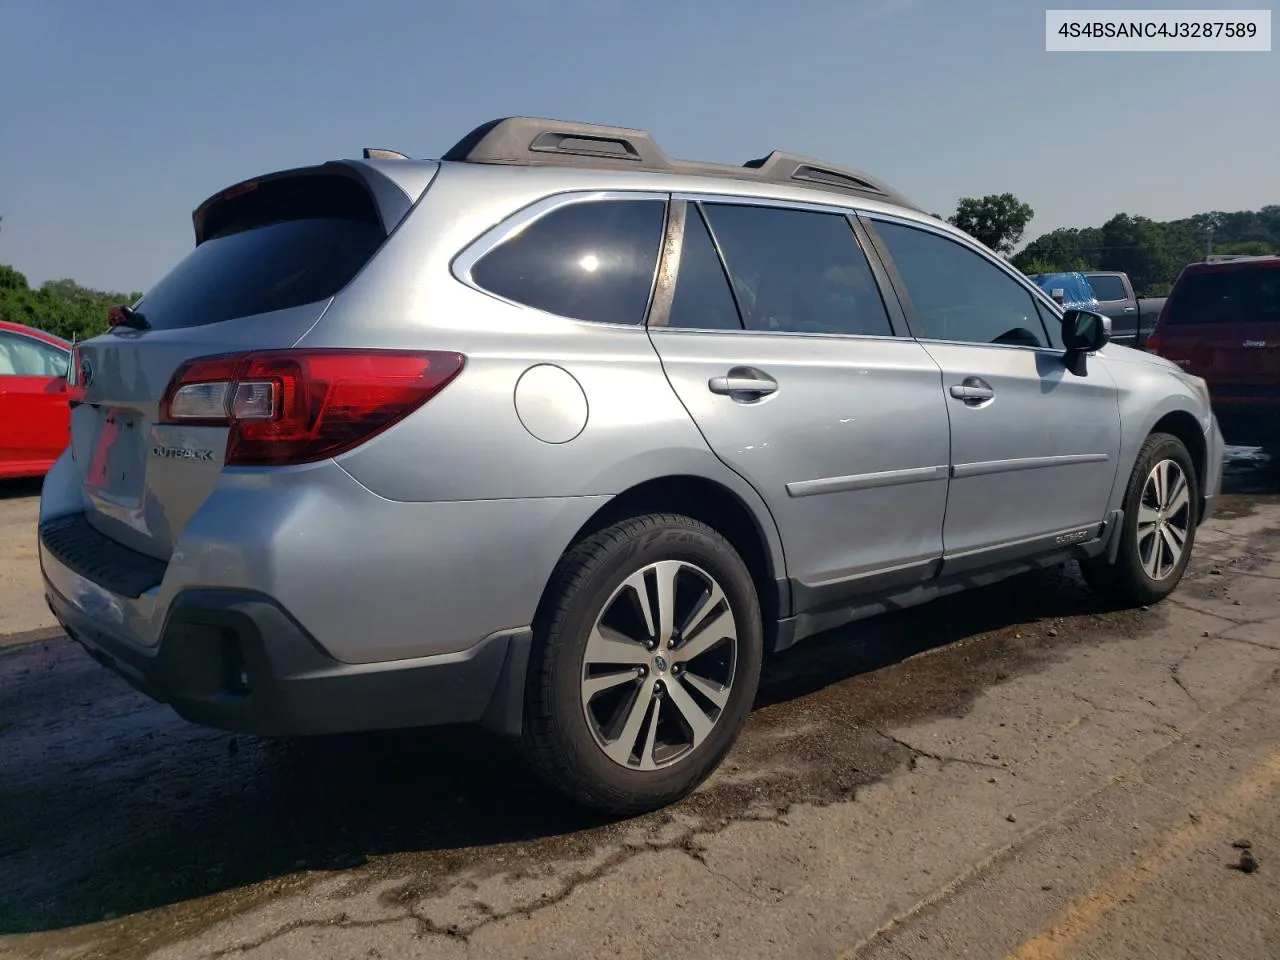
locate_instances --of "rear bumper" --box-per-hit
[43,575,531,738]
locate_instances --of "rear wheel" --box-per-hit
[1081,432,1199,606]
[520,514,763,816]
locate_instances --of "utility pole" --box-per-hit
[1204,213,1222,261]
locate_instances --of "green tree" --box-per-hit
[1012,227,1100,273]
[1215,240,1274,256]
[0,264,27,291]
[1017,258,1060,276]
[948,193,1035,256]
[1018,204,1279,296]
[0,268,135,341]
[1098,214,1175,297]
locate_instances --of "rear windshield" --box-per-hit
[1166,265,1280,326]
[1087,274,1128,301]
[135,174,386,330]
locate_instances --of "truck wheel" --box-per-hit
[520,514,763,816]
[1080,432,1199,607]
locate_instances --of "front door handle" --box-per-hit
[949,378,994,404]
[1124,306,1138,313]
[708,367,778,399]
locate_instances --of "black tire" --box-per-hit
[520,513,763,816]
[1080,432,1199,607]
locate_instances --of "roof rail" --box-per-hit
[441,117,920,210]
[363,147,411,160]
[1203,253,1278,263]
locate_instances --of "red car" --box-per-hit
[1145,255,1280,451]
[0,320,74,479]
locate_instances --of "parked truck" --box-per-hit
[1081,271,1164,349]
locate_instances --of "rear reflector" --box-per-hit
[158,349,465,466]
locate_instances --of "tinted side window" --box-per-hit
[666,205,742,331]
[700,204,894,337]
[1088,275,1128,301]
[471,199,667,325]
[0,333,69,378]
[873,221,1048,348]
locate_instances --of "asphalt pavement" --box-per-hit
[2,454,1279,960]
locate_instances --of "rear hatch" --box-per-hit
[68,165,404,560]
[1152,259,1280,404]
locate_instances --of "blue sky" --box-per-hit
[0,0,1274,292]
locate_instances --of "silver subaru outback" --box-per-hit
[39,117,1223,815]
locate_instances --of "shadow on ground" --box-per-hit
[0,452,1276,939]
[0,478,43,501]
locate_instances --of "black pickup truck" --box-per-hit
[1082,271,1164,349]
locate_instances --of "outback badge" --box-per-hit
[152,444,216,462]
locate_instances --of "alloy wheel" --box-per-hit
[580,560,738,771]
[1137,458,1192,581]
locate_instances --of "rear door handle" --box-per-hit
[708,369,778,398]
[949,378,994,403]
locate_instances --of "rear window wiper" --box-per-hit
[108,304,151,331]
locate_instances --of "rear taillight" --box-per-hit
[158,349,465,466]
[1144,329,1163,355]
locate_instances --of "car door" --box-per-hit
[647,197,952,611]
[0,331,72,473]
[861,215,1122,570]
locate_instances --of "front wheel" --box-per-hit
[520,514,763,816]
[1080,432,1199,606]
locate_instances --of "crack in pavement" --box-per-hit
[1232,569,1280,583]
[1064,691,1181,733]
[1171,649,1207,711]
[870,727,1006,772]
[1160,611,1280,712]
[1219,634,1280,654]
[204,914,415,959]
[212,809,800,956]
[1164,595,1252,625]
[398,814,805,945]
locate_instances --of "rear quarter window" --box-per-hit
[1166,266,1280,326]
[135,173,387,330]
[469,199,667,326]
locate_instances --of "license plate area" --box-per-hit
[84,407,146,500]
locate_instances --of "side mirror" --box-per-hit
[1061,309,1110,376]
